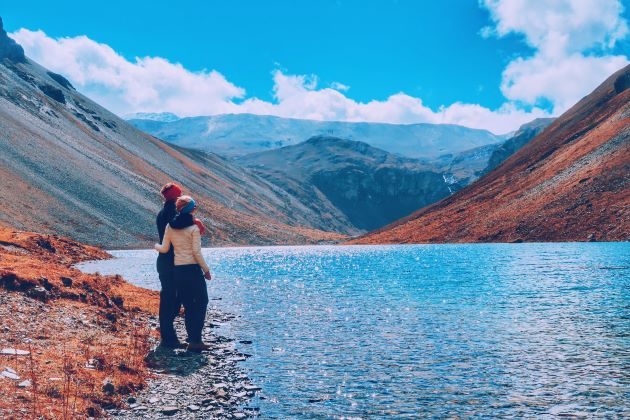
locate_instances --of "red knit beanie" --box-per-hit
[160,183,182,202]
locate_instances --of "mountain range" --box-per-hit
[1,15,626,247]
[128,113,505,159]
[0,18,343,248]
[0,17,529,245]
[129,114,549,235]
[352,65,629,244]
[237,136,452,232]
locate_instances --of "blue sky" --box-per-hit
[3,0,528,109]
[3,0,629,132]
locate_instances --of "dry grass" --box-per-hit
[0,226,159,418]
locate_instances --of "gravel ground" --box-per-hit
[108,310,260,419]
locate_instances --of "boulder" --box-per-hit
[1,368,20,380]
[160,406,179,416]
[27,286,49,302]
[102,379,115,396]
[1,348,30,356]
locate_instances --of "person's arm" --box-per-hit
[191,226,211,276]
[154,225,172,253]
[156,213,163,239]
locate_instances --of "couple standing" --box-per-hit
[154,182,213,352]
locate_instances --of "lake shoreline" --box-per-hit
[81,243,630,417]
[105,310,258,419]
[0,227,255,418]
[102,238,629,252]
[0,227,158,418]
[72,250,260,418]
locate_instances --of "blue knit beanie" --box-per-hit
[180,198,196,214]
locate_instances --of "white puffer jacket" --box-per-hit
[155,224,210,274]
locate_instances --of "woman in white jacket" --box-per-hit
[155,195,212,352]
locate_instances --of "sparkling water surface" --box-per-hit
[78,243,630,418]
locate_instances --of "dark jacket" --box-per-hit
[156,201,177,266]
[169,212,195,230]
[156,202,195,267]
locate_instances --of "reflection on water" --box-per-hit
[78,243,630,417]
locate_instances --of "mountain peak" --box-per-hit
[513,117,555,136]
[0,17,26,63]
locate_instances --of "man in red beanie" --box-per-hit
[156,182,184,348]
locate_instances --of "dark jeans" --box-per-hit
[173,264,208,344]
[156,259,181,344]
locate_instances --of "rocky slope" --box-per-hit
[0,18,343,248]
[238,126,550,234]
[129,113,504,158]
[351,65,629,244]
[429,118,555,188]
[0,226,257,418]
[0,225,158,418]
[238,136,452,232]
[427,143,503,189]
[482,118,555,175]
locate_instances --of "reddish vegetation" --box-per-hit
[0,226,159,418]
[352,65,629,244]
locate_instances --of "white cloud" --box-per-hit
[482,0,628,52]
[330,81,350,91]
[10,1,629,134]
[11,29,245,116]
[10,28,543,133]
[501,53,628,111]
[481,0,629,113]
[237,71,544,132]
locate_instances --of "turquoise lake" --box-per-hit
[78,243,630,417]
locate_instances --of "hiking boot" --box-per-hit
[187,342,211,352]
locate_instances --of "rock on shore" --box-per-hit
[107,311,260,419]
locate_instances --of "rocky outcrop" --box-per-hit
[238,136,452,232]
[0,17,25,63]
[429,143,501,188]
[483,118,554,175]
[351,65,630,244]
[38,83,66,103]
[311,165,450,231]
[427,118,555,188]
[46,71,75,90]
